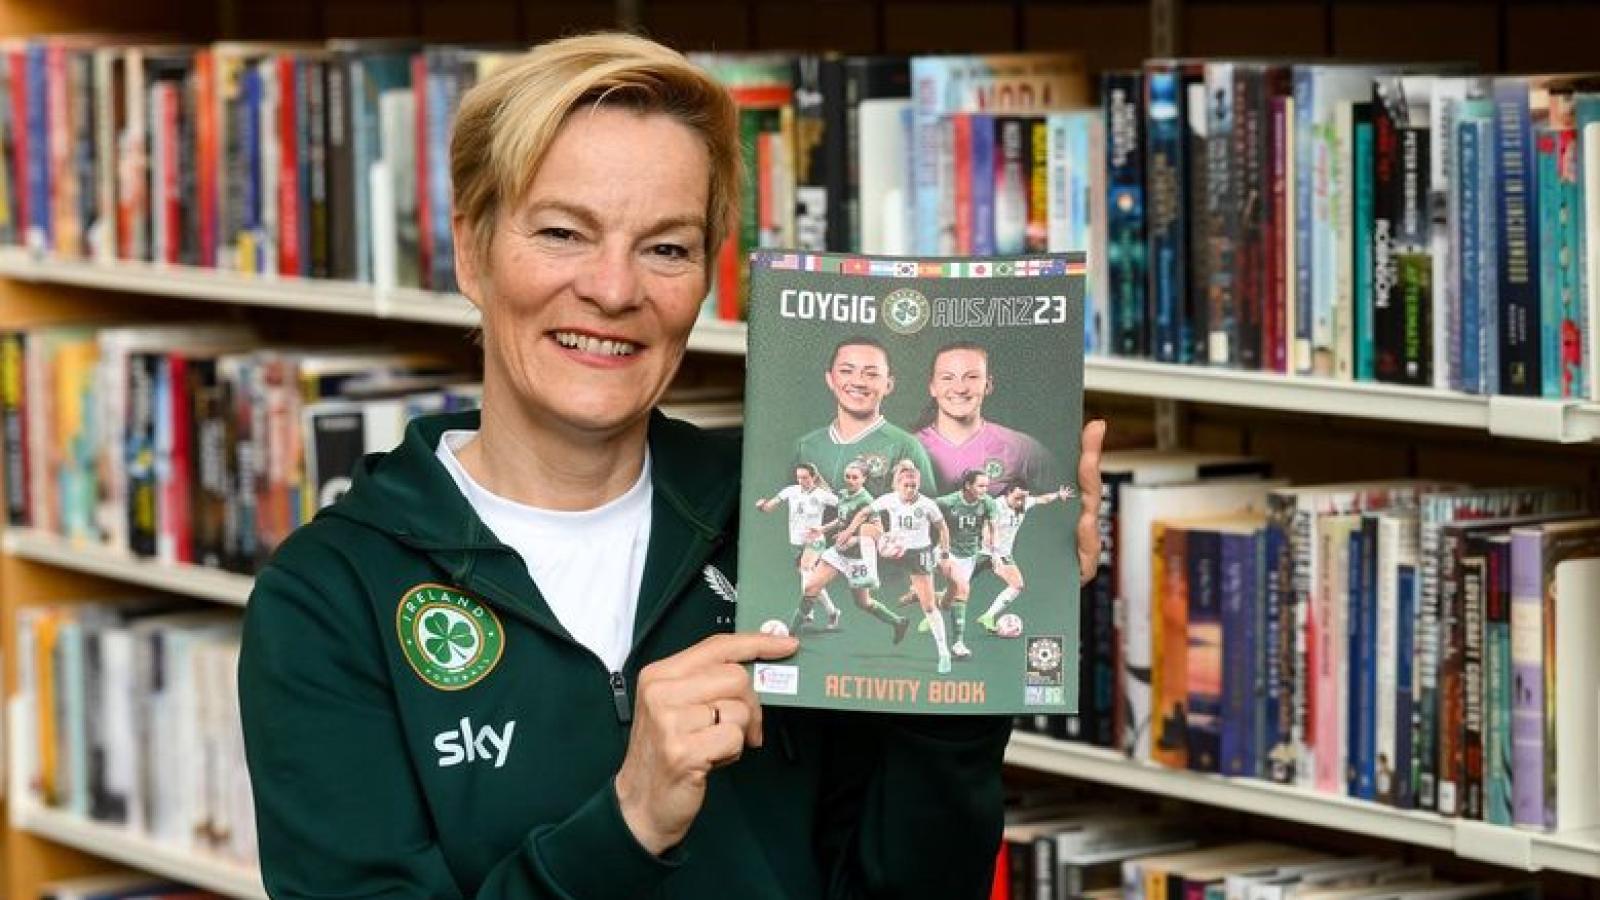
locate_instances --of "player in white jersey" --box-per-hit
[800,461,911,645]
[841,459,954,674]
[756,463,842,631]
[975,480,1070,632]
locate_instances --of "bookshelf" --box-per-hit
[4,1,1600,899]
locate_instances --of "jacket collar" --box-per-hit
[321,409,740,656]
[325,409,737,548]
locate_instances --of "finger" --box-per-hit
[687,724,747,771]
[642,663,754,715]
[1078,419,1106,507]
[649,632,799,678]
[705,697,753,736]
[1078,504,1101,585]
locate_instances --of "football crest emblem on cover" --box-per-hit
[880,288,930,335]
[397,583,506,690]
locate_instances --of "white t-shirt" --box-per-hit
[435,430,650,673]
[775,484,838,545]
[869,492,943,550]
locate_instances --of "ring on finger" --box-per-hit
[709,702,721,728]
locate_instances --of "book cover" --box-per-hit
[1184,525,1222,772]
[739,251,1083,714]
[1483,533,1513,824]
[1104,70,1146,357]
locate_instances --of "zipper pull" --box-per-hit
[609,671,632,724]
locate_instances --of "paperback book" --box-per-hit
[739,251,1085,713]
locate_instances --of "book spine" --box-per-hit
[1436,528,1466,817]
[1153,524,1188,769]
[306,59,330,279]
[1477,114,1502,395]
[1220,530,1255,777]
[910,58,945,256]
[1263,518,1288,781]
[1099,473,1126,750]
[1493,81,1541,395]
[1090,489,1117,748]
[995,117,1026,255]
[1413,515,1442,811]
[1105,71,1146,356]
[327,56,356,280]
[1461,549,1486,820]
[1458,117,1483,394]
[277,58,300,276]
[1146,67,1186,363]
[127,353,157,557]
[1,331,27,526]
[1026,117,1049,254]
[1205,65,1236,366]
[1585,116,1600,401]
[1332,102,1357,381]
[1187,529,1222,773]
[951,114,972,254]
[1546,128,1583,398]
[1268,91,1289,373]
[1394,562,1417,809]
[1484,538,1513,824]
[177,67,200,266]
[1359,101,1382,382]
[1293,68,1315,373]
[1184,79,1210,365]
[1390,95,1431,385]
[1354,520,1379,800]
[1233,66,1267,371]
[1536,128,1561,398]
[1375,519,1399,804]
[1509,530,1544,827]
[971,114,995,257]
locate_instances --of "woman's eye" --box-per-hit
[651,243,691,260]
[539,227,579,241]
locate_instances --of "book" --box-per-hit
[739,251,1085,713]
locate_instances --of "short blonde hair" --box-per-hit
[450,33,740,271]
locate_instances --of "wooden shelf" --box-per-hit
[1,529,253,607]
[5,249,1599,441]
[11,803,266,900]
[1005,731,1600,878]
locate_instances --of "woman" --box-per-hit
[840,459,954,673]
[914,341,1053,496]
[239,32,1106,900]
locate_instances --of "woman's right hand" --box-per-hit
[613,632,798,855]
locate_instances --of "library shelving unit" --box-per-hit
[5,1,1600,899]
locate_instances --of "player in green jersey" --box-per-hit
[792,336,935,496]
[927,469,1000,660]
[975,479,1071,632]
[797,461,911,644]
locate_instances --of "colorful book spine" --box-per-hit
[909,57,948,255]
[1292,67,1315,374]
[1457,114,1484,394]
[1394,562,1417,809]
[1185,79,1210,365]
[1263,517,1291,782]
[970,114,995,257]
[1027,118,1049,253]
[1232,65,1271,372]
[1508,530,1544,827]
[1493,79,1541,396]
[1105,71,1146,356]
[1461,546,1487,820]
[1268,91,1290,373]
[1145,66,1186,363]
[1186,528,1223,773]
[1,331,27,526]
[1153,524,1189,769]
[1351,521,1378,800]
[1220,529,1258,777]
[1356,102,1379,382]
[1205,64,1236,367]
[25,43,50,253]
[1538,127,1583,398]
[1483,535,1513,825]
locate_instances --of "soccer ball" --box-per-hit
[876,533,907,559]
[995,613,1024,638]
[759,619,790,637]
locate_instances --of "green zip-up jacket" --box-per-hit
[239,410,1011,900]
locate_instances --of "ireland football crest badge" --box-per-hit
[397,584,506,690]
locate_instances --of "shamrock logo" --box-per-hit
[423,610,477,668]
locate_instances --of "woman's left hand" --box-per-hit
[1076,419,1106,586]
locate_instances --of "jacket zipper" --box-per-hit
[609,671,632,724]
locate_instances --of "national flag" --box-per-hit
[994,261,1015,277]
[871,260,900,277]
[969,261,992,278]
[802,254,823,272]
[894,261,918,277]
[769,253,799,270]
[843,257,871,275]
[1022,259,1046,276]
[918,261,945,277]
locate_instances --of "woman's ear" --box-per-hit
[452,213,484,311]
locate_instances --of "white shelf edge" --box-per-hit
[2,528,253,607]
[12,801,267,900]
[1004,731,1600,878]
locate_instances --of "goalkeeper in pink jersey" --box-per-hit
[914,342,1053,496]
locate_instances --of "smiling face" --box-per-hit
[825,343,893,421]
[894,463,921,501]
[454,107,710,441]
[929,347,992,423]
